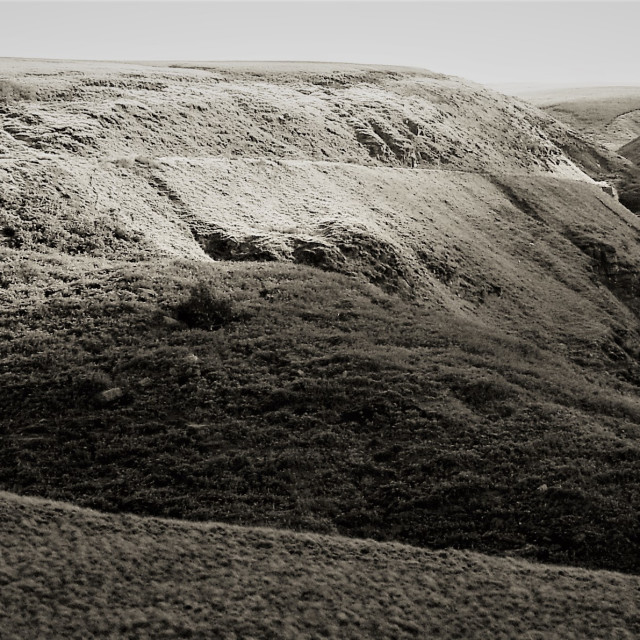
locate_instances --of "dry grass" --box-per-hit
[0,57,593,177]
[2,490,639,640]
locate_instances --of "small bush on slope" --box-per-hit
[2,491,640,640]
[0,79,36,103]
[174,280,235,330]
[2,254,640,574]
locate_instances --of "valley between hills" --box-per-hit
[2,59,640,638]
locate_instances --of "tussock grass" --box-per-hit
[2,490,639,640]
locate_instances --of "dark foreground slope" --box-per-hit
[2,60,640,575]
[3,241,640,573]
[3,491,640,640]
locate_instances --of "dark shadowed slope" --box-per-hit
[617,135,640,211]
[621,135,640,166]
[2,490,640,640]
[3,244,640,573]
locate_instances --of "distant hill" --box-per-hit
[510,86,640,151]
[2,59,640,587]
[513,85,640,151]
[2,490,639,640]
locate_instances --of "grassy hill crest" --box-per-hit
[3,490,640,640]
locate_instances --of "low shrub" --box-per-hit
[0,79,36,103]
[112,157,135,169]
[174,281,235,330]
[135,156,163,169]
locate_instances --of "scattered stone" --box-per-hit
[186,422,208,430]
[162,315,182,327]
[595,180,618,199]
[336,612,349,624]
[96,387,123,403]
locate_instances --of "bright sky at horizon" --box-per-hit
[1,1,638,86]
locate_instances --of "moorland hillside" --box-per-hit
[2,59,640,577]
[617,135,640,212]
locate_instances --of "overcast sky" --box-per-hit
[1,1,638,87]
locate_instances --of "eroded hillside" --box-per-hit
[2,60,640,576]
[2,61,635,302]
[512,85,640,212]
[605,133,640,217]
